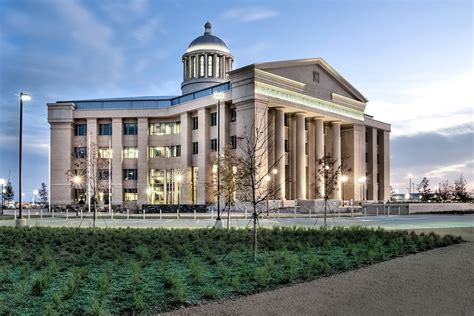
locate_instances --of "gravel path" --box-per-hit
[169,241,474,315]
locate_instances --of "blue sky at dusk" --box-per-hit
[0,0,472,201]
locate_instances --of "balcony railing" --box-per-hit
[71,82,231,110]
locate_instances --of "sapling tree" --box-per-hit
[38,182,48,205]
[315,155,341,226]
[438,180,453,201]
[416,177,431,202]
[3,180,14,203]
[66,142,110,228]
[453,174,469,202]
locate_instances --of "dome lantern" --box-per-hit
[181,22,234,95]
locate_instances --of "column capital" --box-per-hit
[294,112,306,117]
[312,116,324,121]
[331,120,342,125]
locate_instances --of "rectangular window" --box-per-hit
[99,169,110,180]
[149,122,181,135]
[176,145,181,157]
[230,108,236,122]
[210,138,217,151]
[192,167,198,203]
[230,135,237,149]
[123,147,138,159]
[192,117,198,130]
[199,55,205,77]
[124,123,138,135]
[216,56,220,78]
[365,152,368,163]
[285,139,289,152]
[191,56,196,78]
[192,142,198,155]
[124,188,138,201]
[284,114,289,127]
[99,124,112,136]
[74,147,87,158]
[123,169,138,180]
[210,112,217,126]
[313,71,320,83]
[98,148,112,159]
[305,142,308,155]
[208,55,213,77]
[74,124,87,136]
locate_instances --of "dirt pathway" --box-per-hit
[169,241,474,316]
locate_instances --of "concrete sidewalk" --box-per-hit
[169,240,474,315]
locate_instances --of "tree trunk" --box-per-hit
[93,198,97,229]
[253,204,257,262]
[323,196,328,226]
[227,204,230,231]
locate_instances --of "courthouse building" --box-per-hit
[48,22,390,209]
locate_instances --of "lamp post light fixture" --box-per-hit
[358,176,367,202]
[17,92,31,227]
[0,178,5,215]
[213,91,225,226]
[340,175,349,207]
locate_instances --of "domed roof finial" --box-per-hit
[204,21,212,34]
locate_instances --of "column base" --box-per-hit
[214,218,224,229]
[15,218,27,228]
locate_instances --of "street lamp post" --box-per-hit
[213,91,225,227]
[0,178,5,215]
[17,92,31,227]
[340,175,348,207]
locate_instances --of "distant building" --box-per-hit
[48,22,390,209]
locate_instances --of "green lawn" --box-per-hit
[0,226,462,314]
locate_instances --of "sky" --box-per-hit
[0,0,472,201]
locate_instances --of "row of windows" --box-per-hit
[149,145,181,158]
[149,122,181,135]
[74,146,180,159]
[184,54,229,79]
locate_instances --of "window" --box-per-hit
[123,147,138,159]
[216,56,220,78]
[192,117,198,130]
[284,114,289,127]
[305,143,308,155]
[230,108,236,122]
[192,142,198,155]
[230,135,237,149]
[313,71,320,83]
[365,152,368,163]
[176,145,181,157]
[99,124,112,136]
[123,169,138,180]
[74,147,87,158]
[192,167,198,204]
[208,55,213,77]
[210,138,217,151]
[199,55,205,77]
[285,140,289,152]
[124,123,138,135]
[149,122,181,135]
[191,56,197,78]
[124,188,138,201]
[98,148,112,159]
[210,112,217,126]
[74,124,87,136]
[99,169,110,180]
[149,145,181,158]
[148,168,181,204]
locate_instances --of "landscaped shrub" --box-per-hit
[0,226,463,314]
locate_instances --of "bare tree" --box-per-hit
[416,177,431,202]
[453,174,469,202]
[229,107,282,262]
[438,180,453,202]
[38,182,48,205]
[315,155,341,226]
[66,142,110,228]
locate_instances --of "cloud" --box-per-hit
[222,7,278,22]
[366,72,473,137]
[132,17,163,43]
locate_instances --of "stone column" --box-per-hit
[50,122,73,205]
[379,130,390,201]
[180,112,192,204]
[367,127,378,201]
[137,118,148,206]
[219,101,228,152]
[197,108,210,204]
[332,121,341,199]
[315,117,325,198]
[289,115,297,199]
[111,118,123,205]
[307,119,316,199]
[274,108,285,200]
[204,53,208,78]
[295,113,306,200]
[188,57,192,79]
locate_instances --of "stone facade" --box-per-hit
[47,23,391,209]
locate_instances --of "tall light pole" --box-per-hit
[0,178,5,215]
[408,173,413,201]
[213,91,225,227]
[340,175,348,207]
[17,92,31,227]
